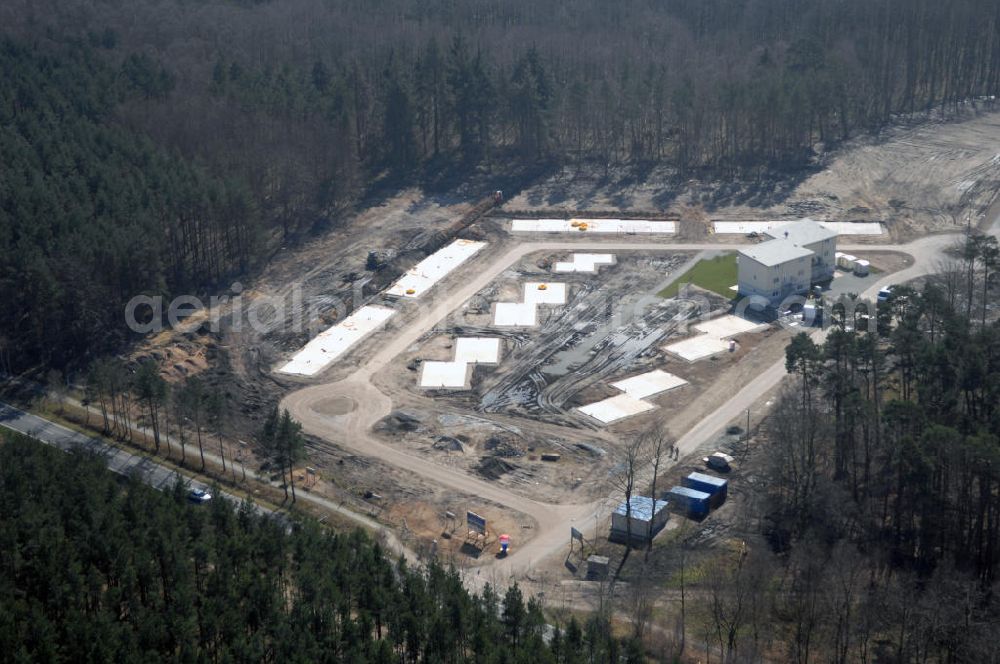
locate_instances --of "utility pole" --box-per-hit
[745,408,751,456]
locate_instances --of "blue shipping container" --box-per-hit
[666,486,711,519]
[683,472,728,508]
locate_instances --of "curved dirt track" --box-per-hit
[282,231,973,577]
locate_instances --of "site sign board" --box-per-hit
[467,511,487,534]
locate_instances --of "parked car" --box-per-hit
[188,488,213,504]
[877,286,894,302]
[703,452,734,472]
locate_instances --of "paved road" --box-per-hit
[0,401,235,505]
[280,228,988,580]
[34,398,416,561]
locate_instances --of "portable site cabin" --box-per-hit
[802,302,823,326]
[587,555,610,580]
[838,254,857,270]
[610,496,669,542]
[683,472,728,508]
[666,486,711,519]
[854,259,870,276]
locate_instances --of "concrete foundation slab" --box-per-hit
[511,219,675,234]
[554,253,616,272]
[693,315,768,339]
[387,239,487,299]
[454,337,501,364]
[611,369,688,399]
[419,361,470,388]
[815,222,884,235]
[493,302,537,326]
[713,220,883,236]
[523,282,567,305]
[664,315,766,362]
[579,394,657,424]
[279,305,396,376]
[664,336,730,362]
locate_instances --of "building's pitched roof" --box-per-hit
[764,219,838,246]
[738,239,813,267]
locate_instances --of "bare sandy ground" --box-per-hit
[504,111,1000,241]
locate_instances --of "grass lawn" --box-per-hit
[658,253,738,298]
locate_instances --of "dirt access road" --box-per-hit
[281,228,988,581]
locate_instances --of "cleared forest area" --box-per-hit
[507,111,1000,241]
[3,0,1000,368]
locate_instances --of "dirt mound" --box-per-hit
[376,410,423,433]
[484,435,524,457]
[433,436,464,452]
[476,456,518,480]
[131,328,219,382]
[575,442,606,458]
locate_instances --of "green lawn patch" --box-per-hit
[658,253,738,298]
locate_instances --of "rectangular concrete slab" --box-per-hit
[815,222,884,235]
[523,282,567,305]
[454,337,501,364]
[279,305,395,376]
[713,220,883,236]
[387,239,487,299]
[419,361,470,388]
[664,335,731,362]
[493,302,537,326]
[694,315,768,339]
[554,253,616,272]
[579,394,657,424]
[611,369,688,399]
[511,219,675,234]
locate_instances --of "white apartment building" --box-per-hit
[763,220,838,282]
[737,220,838,305]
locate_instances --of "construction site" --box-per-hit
[265,216,910,567]
[368,246,787,509]
[125,109,1000,576]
